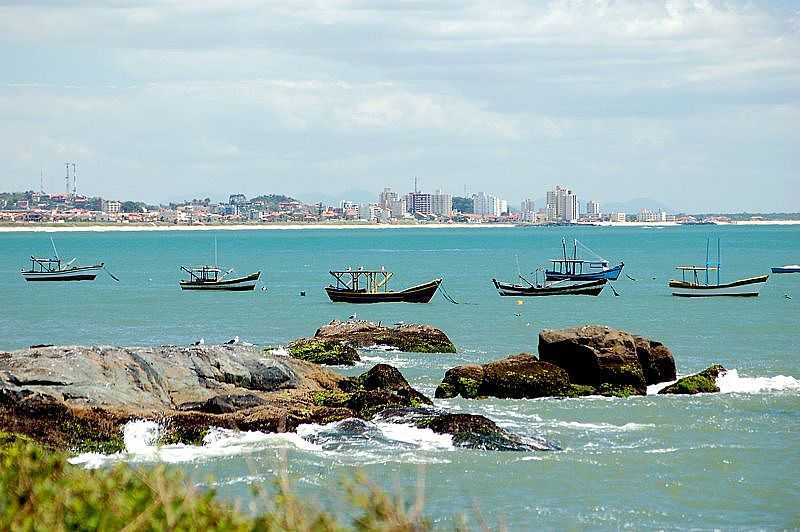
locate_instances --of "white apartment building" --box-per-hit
[430,190,452,217]
[545,185,578,222]
[473,192,502,218]
[636,209,667,222]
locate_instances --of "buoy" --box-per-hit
[300,291,306,296]
[516,300,524,305]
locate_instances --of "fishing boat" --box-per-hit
[545,238,624,281]
[669,238,768,297]
[179,266,261,291]
[325,268,441,303]
[771,265,800,274]
[20,238,108,282]
[179,237,261,291]
[492,277,607,297]
[21,256,104,282]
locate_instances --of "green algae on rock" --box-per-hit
[286,338,360,366]
[659,365,727,395]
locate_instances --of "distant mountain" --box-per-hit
[601,198,672,214]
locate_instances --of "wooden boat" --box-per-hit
[669,238,768,297]
[771,265,800,274]
[545,238,624,281]
[179,266,261,291]
[325,268,441,303]
[492,278,607,297]
[21,257,103,282]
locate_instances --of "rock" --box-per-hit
[286,338,360,366]
[327,364,433,419]
[538,325,678,395]
[0,344,349,451]
[659,365,727,395]
[435,354,571,399]
[633,336,677,385]
[375,407,559,452]
[312,320,456,353]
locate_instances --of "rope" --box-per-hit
[575,239,606,261]
[625,273,637,282]
[608,281,621,297]
[439,282,477,305]
[103,266,120,283]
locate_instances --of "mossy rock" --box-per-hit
[312,390,352,407]
[434,382,457,399]
[595,383,642,398]
[658,365,726,395]
[566,384,597,397]
[287,338,360,366]
[457,377,482,399]
[61,420,125,454]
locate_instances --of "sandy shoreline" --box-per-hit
[0,220,798,233]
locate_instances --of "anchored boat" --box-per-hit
[771,265,800,274]
[325,268,441,303]
[179,237,261,291]
[669,238,768,297]
[492,277,607,297]
[21,257,103,282]
[545,238,624,281]
[179,266,261,291]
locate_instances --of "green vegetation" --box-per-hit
[287,339,360,366]
[661,374,719,395]
[0,431,433,531]
[452,196,474,214]
[456,377,482,399]
[312,390,351,407]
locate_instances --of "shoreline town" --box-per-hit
[2,175,797,229]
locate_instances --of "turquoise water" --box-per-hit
[2,226,799,529]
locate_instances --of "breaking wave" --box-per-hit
[647,369,800,395]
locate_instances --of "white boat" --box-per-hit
[669,238,768,297]
[771,265,800,274]
[21,257,103,282]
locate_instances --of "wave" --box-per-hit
[549,421,654,432]
[717,369,800,394]
[70,417,454,469]
[648,369,800,395]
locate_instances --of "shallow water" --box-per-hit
[3,225,800,529]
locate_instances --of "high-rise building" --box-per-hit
[520,198,536,222]
[431,190,452,217]
[406,192,432,215]
[378,187,397,208]
[545,185,578,222]
[473,192,502,218]
[586,200,600,216]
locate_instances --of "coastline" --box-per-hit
[1,219,799,233]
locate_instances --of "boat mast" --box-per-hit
[705,238,710,285]
[717,237,721,286]
[50,237,60,260]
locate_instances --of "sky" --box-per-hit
[1,0,798,212]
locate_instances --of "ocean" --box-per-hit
[2,225,799,529]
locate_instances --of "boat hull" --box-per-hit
[21,264,103,282]
[545,262,624,281]
[771,266,800,274]
[180,271,261,291]
[325,279,441,303]
[492,278,607,297]
[669,275,769,297]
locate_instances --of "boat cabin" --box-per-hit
[181,266,223,283]
[329,268,394,294]
[27,257,65,273]
[675,265,719,286]
[548,258,609,276]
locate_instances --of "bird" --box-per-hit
[347,313,357,321]
[394,321,405,326]
[514,313,521,317]
[224,335,240,345]
[786,294,792,300]
[193,338,205,346]
[261,286,267,292]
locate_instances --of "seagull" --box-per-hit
[225,335,240,345]
[394,321,405,326]
[193,338,205,346]
[786,294,792,300]
[347,313,357,321]
[514,313,521,317]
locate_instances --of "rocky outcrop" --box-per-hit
[658,365,726,395]
[374,407,559,452]
[538,325,677,396]
[435,354,571,399]
[286,338,360,366]
[0,345,548,453]
[312,320,456,353]
[0,344,347,452]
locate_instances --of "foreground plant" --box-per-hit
[0,432,431,531]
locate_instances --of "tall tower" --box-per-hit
[65,162,70,195]
[72,163,77,196]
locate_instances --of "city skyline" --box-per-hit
[1,2,798,212]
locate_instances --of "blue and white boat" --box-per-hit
[771,265,800,274]
[544,238,624,282]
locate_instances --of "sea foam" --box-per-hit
[716,369,800,394]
